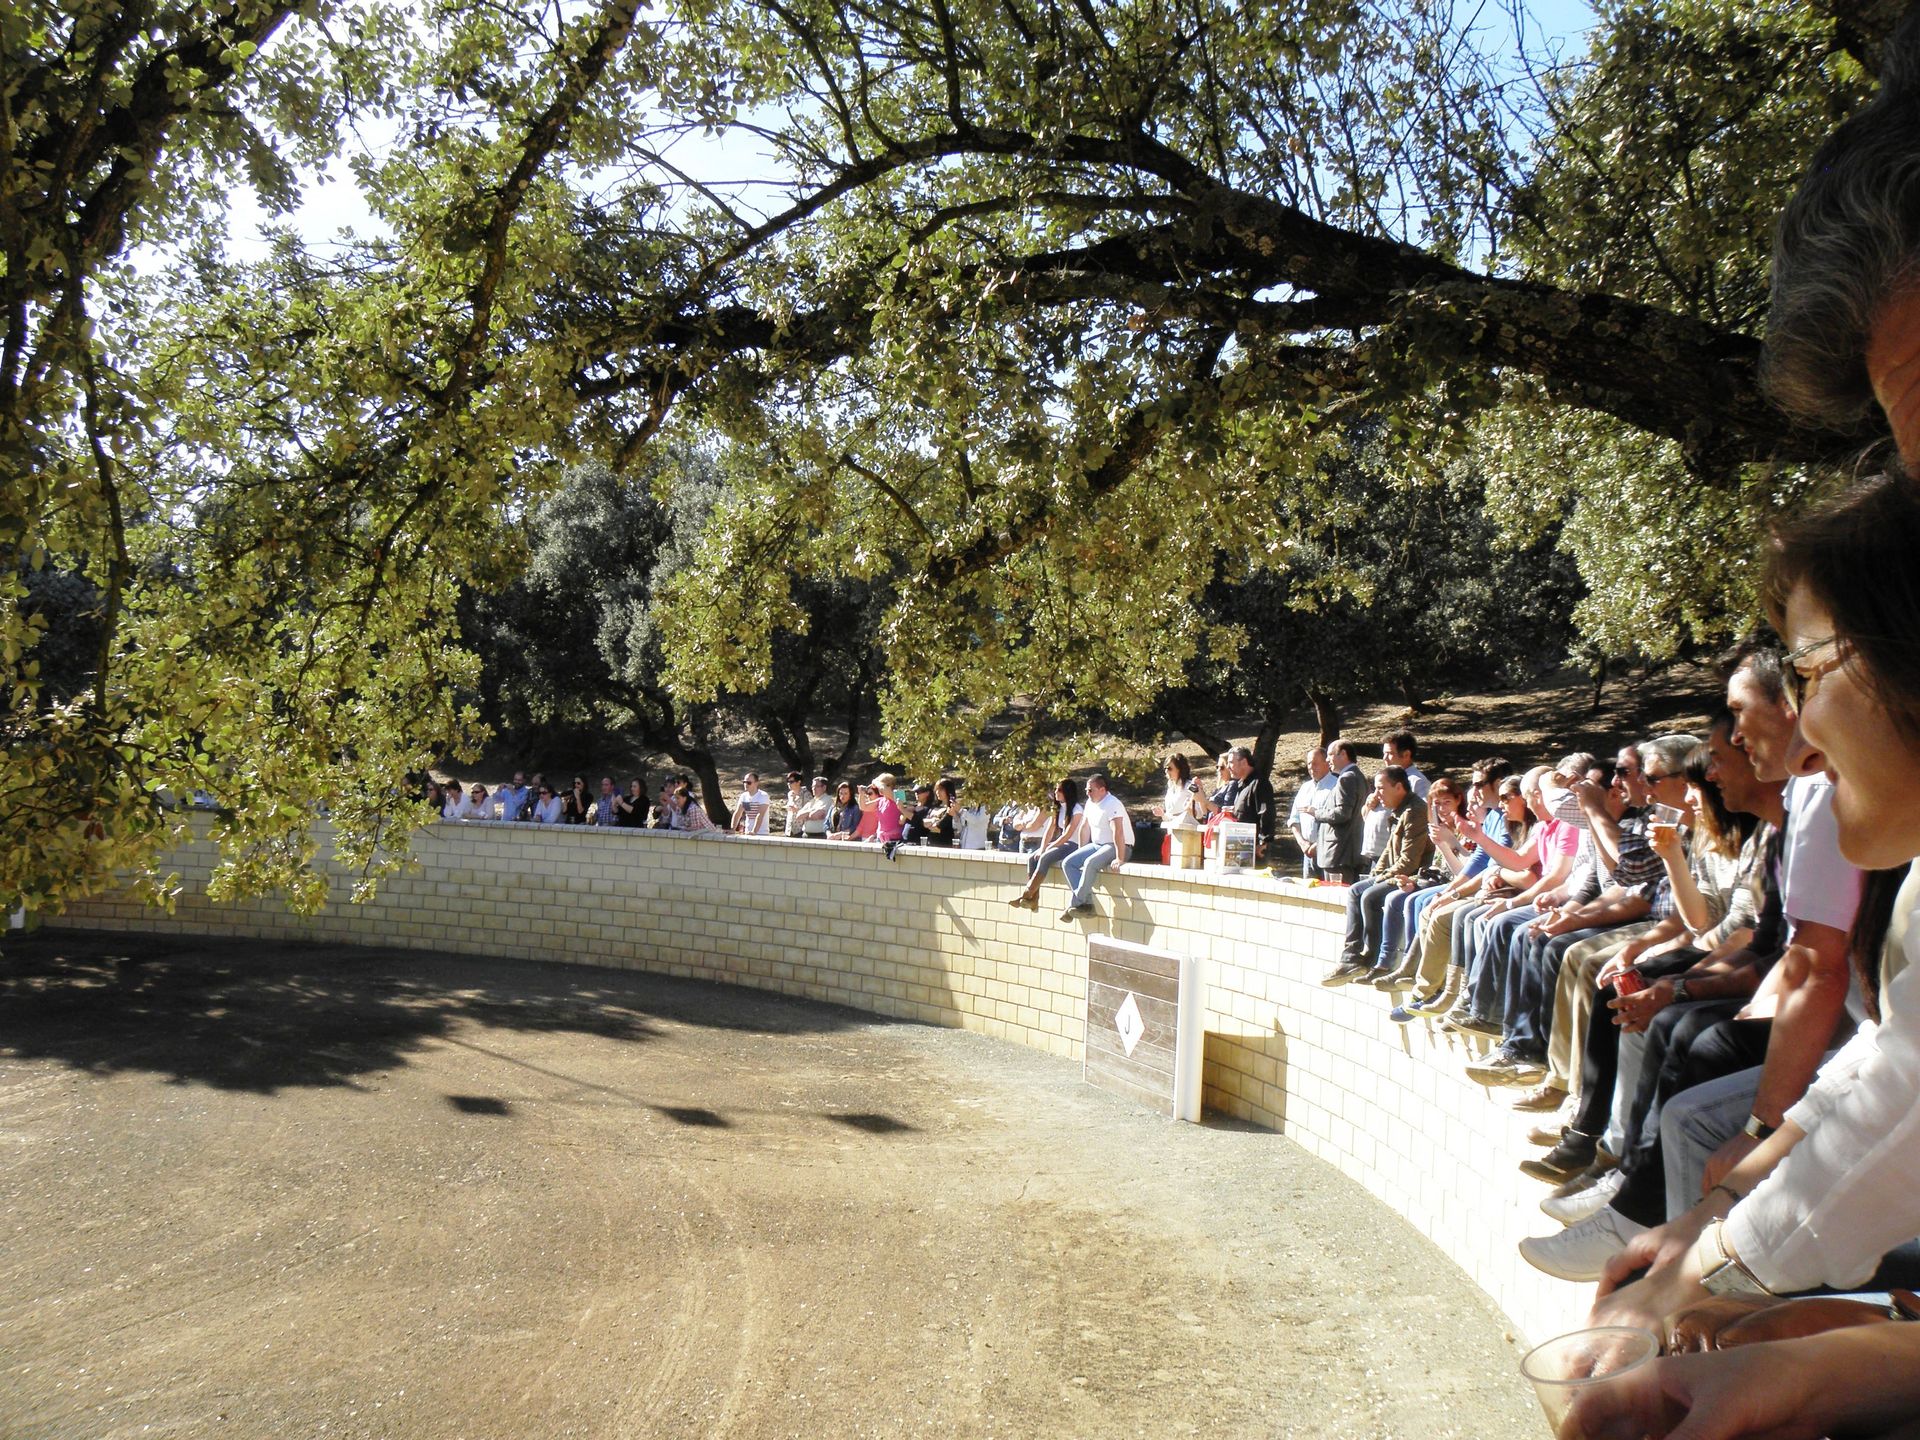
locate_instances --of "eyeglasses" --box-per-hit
[1782,635,1846,712]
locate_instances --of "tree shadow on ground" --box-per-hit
[0,929,869,1097]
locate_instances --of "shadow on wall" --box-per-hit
[0,929,875,1097]
[1203,1020,1291,1129]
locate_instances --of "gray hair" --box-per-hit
[1765,8,1920,433]
[1555,751,1599,780]
[1638,733,1701,776]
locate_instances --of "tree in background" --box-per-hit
[4,0,1907,913]
[462,448,885,821]
[1140,434,1582,773]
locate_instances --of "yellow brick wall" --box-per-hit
[41,819,1589,1341]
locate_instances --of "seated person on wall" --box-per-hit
[1058,771,1134,922]
[1308,738,1369,884]
[1453,753,1625,1032]
[1521,655,1862,1284]
[1010,779,1085,910]
[1506,726,1761,1123]
[1571,389,1920,1438]
[1363,774,1464,987]
[1322,766,1432,985]
[1430,756,1589,1031]
[1286,745,1335,880]
[1521,718,1775,1134]
[1466,735,1697,1089]
[1385,759,1521,1010]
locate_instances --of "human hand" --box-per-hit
[1595,1208,1713,1306]
[1610,977,1673,1031]
[1648,823,1686,865]
[1701,1134,1760,1194]
[1560,1344,1823,1440]
[1398,877,1418,892]
[1570,778,1608,810]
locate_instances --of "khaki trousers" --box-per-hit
[1546,921,1655,1091]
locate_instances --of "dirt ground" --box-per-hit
[1,931,1542,1440]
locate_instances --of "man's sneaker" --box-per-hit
[1511,1082,1568,1113]
[1518,1207,1648,1282]
[1388,1003,1421,1024]
[1320,959,1372,986]
[1541,1166,1627,1226]
[1464,1048,1527,1085]
[1520,1131,1598,1183]
[1454,1014,1507,1041]
[1370,966,1415,990]
[1057,904,1092,922]
[1526,1122,1567,1148]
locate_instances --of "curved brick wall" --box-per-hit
[43,818,1591,1341]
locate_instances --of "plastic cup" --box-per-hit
[1648,803,1684,827]
[1519,1326,1661,1439]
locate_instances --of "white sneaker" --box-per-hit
[1540,1168,1626,1227]
[1518,1206,1647,1281]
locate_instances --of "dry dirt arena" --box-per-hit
[2,931,1541,1439]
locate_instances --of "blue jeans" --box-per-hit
[1026,840,1074,888]
[1062,842,1118,907]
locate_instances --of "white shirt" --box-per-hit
[1780,775,1863,936]
[785,789,809,836]
[532,795,564,825]
[445,793,487,821]
[956,806,990,850]
[735,789,771,835]
[1361,801,1392,859]
[1084,792,1133,850]
[1162,781,1201,828]
[1729,863,1920,1293]
[1405,764,1431,799]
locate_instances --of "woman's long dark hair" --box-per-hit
[1683,740,1756,859]
[1165,753,1192,785]
[1055,778,1082,823]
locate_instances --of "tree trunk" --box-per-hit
[759,711,815,776]
[1307,690,1340,746]
[825,669,874,780]
[1250,709,1286,781]
[681,749,730,828]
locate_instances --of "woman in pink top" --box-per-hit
[867,772,904,843]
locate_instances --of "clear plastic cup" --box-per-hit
[1519,1326,1662,1438]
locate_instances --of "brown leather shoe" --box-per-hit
[1526,1122,1568,1148]
[1511,1082,1567,1113]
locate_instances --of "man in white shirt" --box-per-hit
[1287,746,1334,880]
[732,773,772,835]
[1059,771,1133,921]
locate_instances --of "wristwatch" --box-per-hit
[1696,1219,1774,1298]
[1743,1114,1778,1141]
[1672,977,1691,1003]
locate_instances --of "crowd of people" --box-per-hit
[427,766,999,849]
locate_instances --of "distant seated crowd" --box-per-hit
[428,768,998,848]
